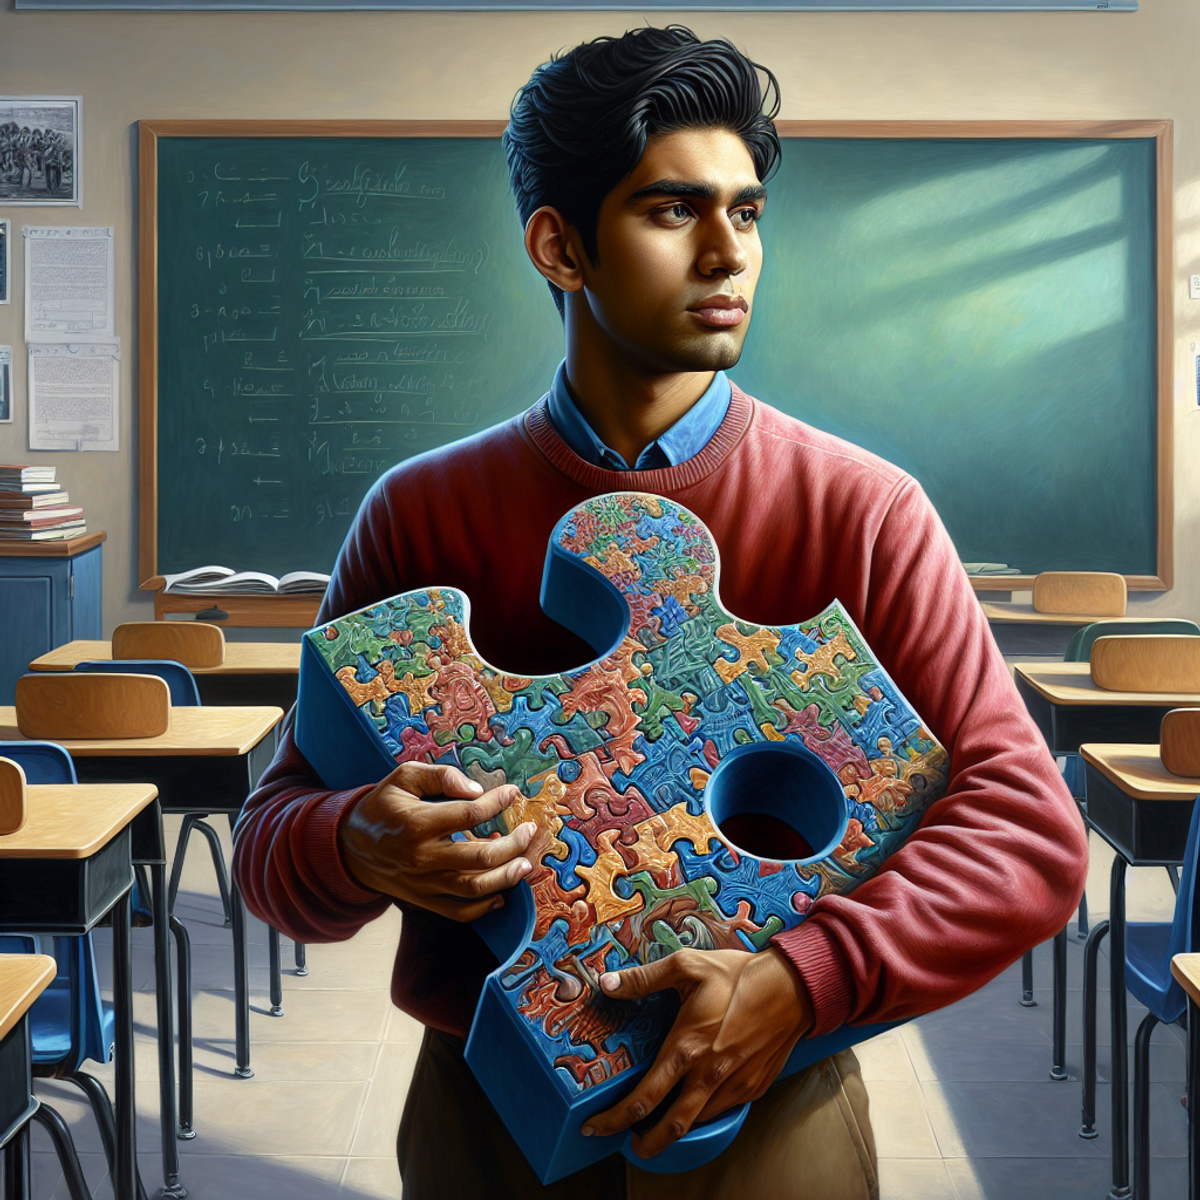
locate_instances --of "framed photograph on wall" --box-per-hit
[0,219,8,302]
[0,97,81,206]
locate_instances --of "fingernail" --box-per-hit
[519,821,537,842]
[600,972,619,993]
[581,1125,594,1138]
[491,897,505,910]
[515,859,532,877]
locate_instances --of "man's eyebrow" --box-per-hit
[625,180,768,205]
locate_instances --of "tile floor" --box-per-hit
[21,819,1192,1199]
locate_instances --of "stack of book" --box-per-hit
[0,466,87,541]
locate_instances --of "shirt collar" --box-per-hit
[545,360,732,472]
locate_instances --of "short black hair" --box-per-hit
[504,26,782,315]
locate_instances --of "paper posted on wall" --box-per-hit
[28,340,119,452]
[23,226,114,341]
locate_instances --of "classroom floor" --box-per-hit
[23,819,1190,1200]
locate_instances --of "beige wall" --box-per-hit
[0,1,1197,631]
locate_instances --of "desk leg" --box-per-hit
[268,925,284,1017]
[1188,998,1200,1200]
[1051,927,1068,1080]
[4,1122,31,1200]
[170,917,194,1139]
[150,863,185,1198]
[231,882,253,1079]
[112,887,138,1200]
[1108,855,1131,1200]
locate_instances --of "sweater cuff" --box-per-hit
[298,784,389,910]
[770,920,854,1038]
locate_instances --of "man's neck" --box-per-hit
[562,339,716,467]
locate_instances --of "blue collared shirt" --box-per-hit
[545,361,731,471]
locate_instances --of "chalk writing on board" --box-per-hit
[154,138,555,577]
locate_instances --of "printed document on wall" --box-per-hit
[23,226,114,340]
[28,340,119,452]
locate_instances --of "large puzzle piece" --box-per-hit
[295,492,949,1183]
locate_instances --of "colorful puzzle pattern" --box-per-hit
[305,492,949,1097]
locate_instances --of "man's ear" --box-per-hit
[524,207,588,294]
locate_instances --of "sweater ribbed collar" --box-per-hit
[523,384,754,493]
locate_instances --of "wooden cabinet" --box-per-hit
[0,533,105,704]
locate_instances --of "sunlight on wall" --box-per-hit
[1174,177,1200,269]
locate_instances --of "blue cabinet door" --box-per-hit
[0,545,103,704]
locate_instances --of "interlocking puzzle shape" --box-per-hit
[295,492,949,1183]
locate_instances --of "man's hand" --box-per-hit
[338,761,536,921]
[581,947,813,1158]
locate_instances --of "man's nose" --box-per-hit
[697,217,749,277]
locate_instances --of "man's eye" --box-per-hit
[732,207,761,228]
[659,203,692,222]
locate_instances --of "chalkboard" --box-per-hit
[139,120,1172,593]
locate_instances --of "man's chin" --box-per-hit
[670,332,749,373]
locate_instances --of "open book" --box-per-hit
[961,562,1022,576]
[161,565,331,596]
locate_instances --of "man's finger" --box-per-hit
[582,1033,697,1138]
[696,1038,796,1121]
[387,761,484,800]
[430,855,533,900]
[597,953,686,1002]
[432,822,537,870]
[630,1078,713,1159]
[419,784,523,836]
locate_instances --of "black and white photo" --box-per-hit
[0,97,81,206]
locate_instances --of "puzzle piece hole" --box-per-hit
[541,537,630,659]
[704,742,848,865]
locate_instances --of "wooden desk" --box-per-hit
[1076,745,1199,1200]
[0,707,284,1084]
[0,784,158,1200]
[1079,743,1199,865]
[1013,662,1200,750]
[152,591,321,629]
[1015,668,1200,1198]
[1170,953,1200,1200]
[0,955,57,1200]
[980,603,1112,656]
[29,640,302,710]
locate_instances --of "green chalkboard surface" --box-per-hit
[140,121,1171,590]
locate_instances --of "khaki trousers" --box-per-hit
[397,1029,878,1200]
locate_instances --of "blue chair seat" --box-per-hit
[0,934,114,1070]
[1125,922,1186,1020]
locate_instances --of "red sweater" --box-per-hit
[233,386,1088,1040]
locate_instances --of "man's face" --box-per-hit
[576,127,766,376]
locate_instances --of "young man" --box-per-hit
[233,27,1087,1200]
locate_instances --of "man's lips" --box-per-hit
[689,295,748,328]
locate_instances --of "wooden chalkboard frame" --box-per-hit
[138,118,1174,610]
